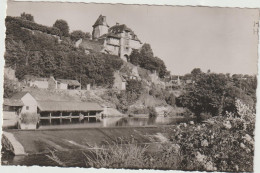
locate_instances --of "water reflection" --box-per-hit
[38,116,191,129]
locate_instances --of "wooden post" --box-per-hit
[88,112,90,122]
[79,112,81,123]
[69,113,72,123]
[95,112,97,122]
[49,112,52,124]
[60,112,62,124]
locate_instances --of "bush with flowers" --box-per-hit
[166,99,255,171]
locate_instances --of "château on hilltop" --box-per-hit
[80,15,143,62]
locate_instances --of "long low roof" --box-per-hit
[3,98,24,107]
[37,101,103,112]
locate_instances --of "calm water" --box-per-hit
[2,116,193,167]
[38,116,192,129]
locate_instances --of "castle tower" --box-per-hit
[92,15,109,40]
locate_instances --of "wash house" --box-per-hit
[3,90,103,127]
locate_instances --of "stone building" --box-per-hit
[80,15,143,61]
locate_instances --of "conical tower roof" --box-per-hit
[93,15,109,27]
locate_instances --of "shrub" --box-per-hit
[148,106,157,118]
[20,113,39,124]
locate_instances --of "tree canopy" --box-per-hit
[70,30,85,41]
[176,71,256,120]
[129,43,168,78]
[53,19,69,37]
[20,12,34,22]
[5,16,123,89]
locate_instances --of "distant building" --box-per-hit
[23,75,57,89]
[4,67,18,81]
[3,89,103,129]
[80,15,143,61]
[23,75,81,90]
[56,79,81,90]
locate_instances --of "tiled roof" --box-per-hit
[11,89,78,102]
[3,98,24,106]
[56,79,81,86]
[37,101,103,112]
[108,24,141,42]
[10,92,28,100]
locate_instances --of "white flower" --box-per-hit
[240,143,245,149]
[201,139,209,147]
[205,161,215,171]
[223,121,232,129]
[196,152,206,162]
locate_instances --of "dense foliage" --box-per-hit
[101,80,145,112]
[70,30,86,41]
[129,44,168,78]
[176,69,256,119]
[6,16,61,36]
[169,99,255,172]
[20,12,34,22]
[53,19,70,37]
[5,16,123,88]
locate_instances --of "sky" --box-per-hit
[6,1,260,75]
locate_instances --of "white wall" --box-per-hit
[106,44,119,55]
[58,83,68,89]
[21,93,38,114]
[130,40,142,49]
[107,37,120,45]
[30,81,48,89]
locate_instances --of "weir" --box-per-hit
[2,126,164,155]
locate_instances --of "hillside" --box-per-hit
[5,16,124,89]
[4,15,179,116]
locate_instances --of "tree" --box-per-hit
[85,32,91,40]
[70,30,85,41]
[53,19,69,37]
[176,72,255,120]
[191,68,202,77]
[20,12,34,22]
[129,49,140,65]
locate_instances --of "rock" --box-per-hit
[189,121,194,125]
[197,125,201,130]
[183,123,187,127]
[2,161,8,165]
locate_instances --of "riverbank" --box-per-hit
[2,100,255,172]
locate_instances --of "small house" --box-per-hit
[56,79,81,90]
[23,75,57,89]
